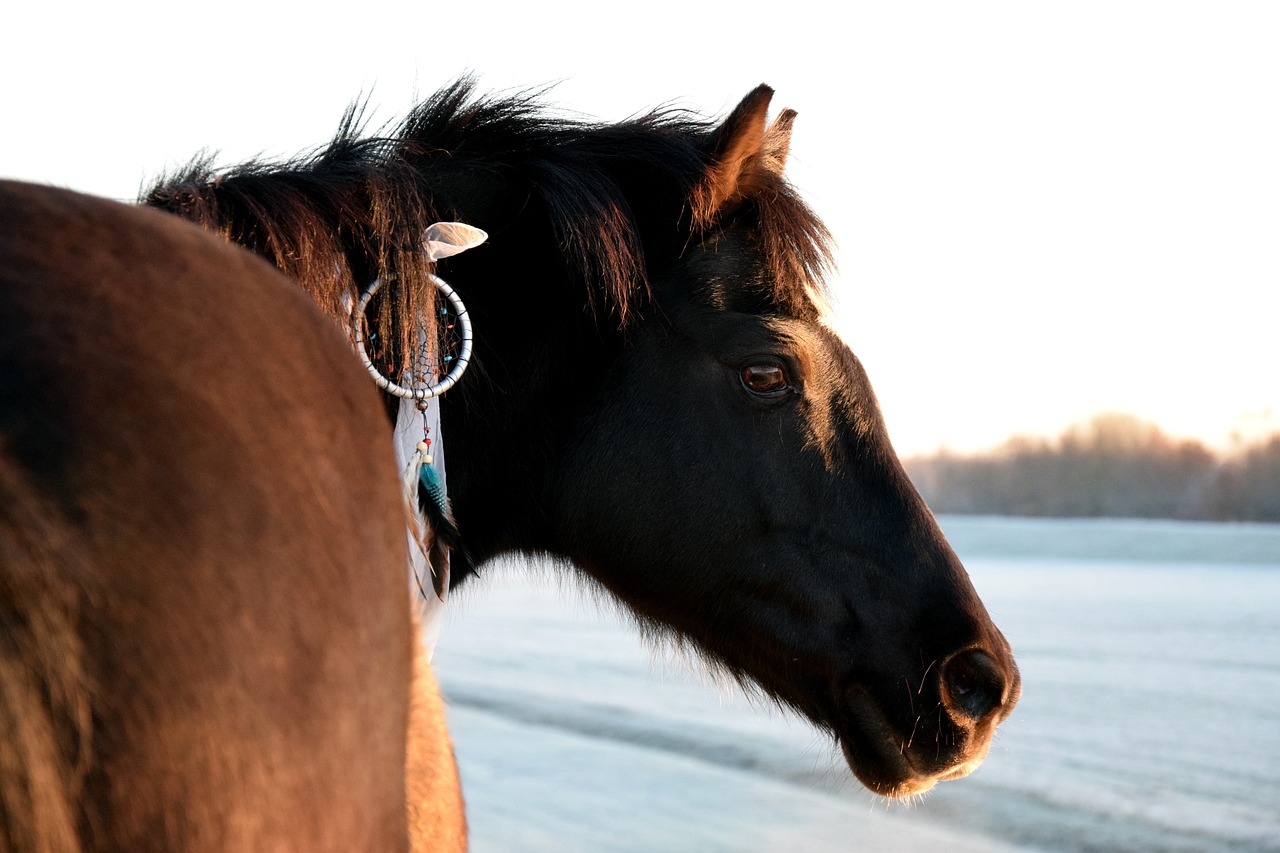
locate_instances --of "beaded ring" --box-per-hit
[352,274,473,400]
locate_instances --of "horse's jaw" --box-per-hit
[549,548,1023,801]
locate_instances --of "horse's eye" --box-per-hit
[740,364,791,396]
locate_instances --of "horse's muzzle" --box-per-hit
[836,642,1021,798]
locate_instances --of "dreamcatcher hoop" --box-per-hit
[352,273,473,400]
[351,220,484,400]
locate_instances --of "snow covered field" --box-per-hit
[433,517,1280,851]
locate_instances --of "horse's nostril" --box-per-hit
[940,649,1006,722]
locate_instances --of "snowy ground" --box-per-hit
[433,517,1280,852]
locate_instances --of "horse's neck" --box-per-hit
[440,284,619,578]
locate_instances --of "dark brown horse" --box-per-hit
[0,182,462,851]
[148,80,1020,799]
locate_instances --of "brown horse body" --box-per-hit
[0,182,462,851]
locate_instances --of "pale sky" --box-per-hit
[5,1,1277,456]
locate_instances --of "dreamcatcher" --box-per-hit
[352,222,487,654]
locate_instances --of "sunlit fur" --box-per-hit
[0,182,463,851]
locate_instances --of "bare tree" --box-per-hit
[905,413,1276,521]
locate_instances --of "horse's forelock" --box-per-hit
[752,180,835,317]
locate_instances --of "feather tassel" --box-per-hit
[418,455,448,516]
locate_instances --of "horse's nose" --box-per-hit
[939,648,1010,722]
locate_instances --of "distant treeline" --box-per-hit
[904,413,1280,522]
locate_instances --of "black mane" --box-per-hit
[144,78,832,364]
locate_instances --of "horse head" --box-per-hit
[432,85,1021,797]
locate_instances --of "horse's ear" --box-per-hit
[694,84,780,226]
[763,108,797,172]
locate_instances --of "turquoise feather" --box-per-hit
[418,461,448,515]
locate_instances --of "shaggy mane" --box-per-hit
[144,78,833,368]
